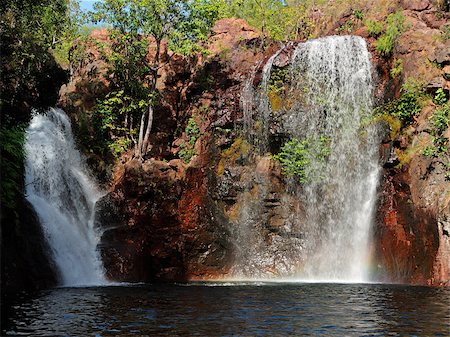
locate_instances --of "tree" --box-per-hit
[0,0,79,213]
[217,0,284,46]
[91,0,219,160]
[217,0,320,42]
[0,0,79,121]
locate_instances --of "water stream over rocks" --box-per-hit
[25,108,106,286]
[234,36,380,282]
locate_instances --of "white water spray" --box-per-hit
[234,36,380,282]
[25,108,106,286]
[289,36,380,282]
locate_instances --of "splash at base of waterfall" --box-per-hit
[25,108,106,286]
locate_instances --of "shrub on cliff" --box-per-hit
[0,126,25,212]
[365,12,405,57]
[179,117,201,163]
[382,79,423,126]
[273,136,331,183]
[423,97,450,158]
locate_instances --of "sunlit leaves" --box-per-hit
[90,0,219,158]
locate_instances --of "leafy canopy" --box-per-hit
[90,0,219,159]
[0,0,79,119]
[92,0,219,54]
[216,0,320,41]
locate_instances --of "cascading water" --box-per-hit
[234,36,380,282]
[25,108,106,286]
[289,36,380,282]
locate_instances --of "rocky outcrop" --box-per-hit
[89,19,265,281]
[375,168,441,284]
[63,5,450,285]
[372,2,450,285]
[95,156,233,281]
[1,197,58,296]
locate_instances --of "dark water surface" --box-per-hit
[3,283,449,336]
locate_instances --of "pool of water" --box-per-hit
[3,282,449,336]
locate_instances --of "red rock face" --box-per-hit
[91,19,267,282]
[374,169,441,285]
[96,157,234,282]
[371,2,450,286]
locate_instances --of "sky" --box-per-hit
[79,0,96,12]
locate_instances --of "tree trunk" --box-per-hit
[142,104,153,154]
[135,39,161,160]
[261,17,265,50]
[136,108,147,159]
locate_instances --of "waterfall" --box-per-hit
[234,36,380,282]
[289,36,380,282]
[25,108,106,286]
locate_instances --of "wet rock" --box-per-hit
[380,143,400,168]
[96,154,234,282]
[374,170,440,285]
[1,198,58,296]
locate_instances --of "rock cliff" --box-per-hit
[59,2,450,285]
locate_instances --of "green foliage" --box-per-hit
[422,145,436,157]
[441,25,450,41]
[337,20,353,33]
[93,90,147,158]
[422,104,450,157]
[217,0,317,42]
[0,126,25,210]
[91,0,219,157]
[185,117,201,145]
[401,77,425,96]
[363,113,402,141]
[267,66,290,111]
[353,9,364,21]
[374,12,405,56]
[273,136,331,183]
[51,1,88,66]
[217,0,282,42]
[92,0,219,56]
[0,0,77,120]
[335,8,366,32]
[433,88,448,106]
[390,58,403,79]
[179,117,201,163]
[381,79,423,126]
[268,67,288,95]
[365,19,384,37]
[433,104,450,133]
[392,92,421,124]
[431,104,450,153]
[52,25,93,67]
[109,138,132,158]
